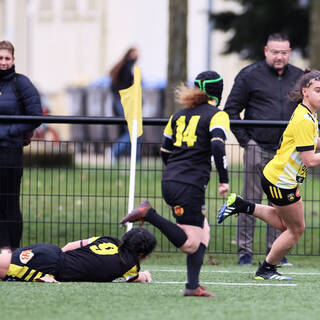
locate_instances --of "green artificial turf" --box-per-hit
[1,255,320,320]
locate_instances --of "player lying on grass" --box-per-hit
[0,227,156,283]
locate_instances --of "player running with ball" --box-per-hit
[218,70,320,280]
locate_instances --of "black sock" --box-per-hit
[145,208,187,248]
[261,260,276,269]
[186,243,206,289]
[235,197,255,215]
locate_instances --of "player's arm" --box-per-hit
[36,274,60,283]
[300,150,320,168]
[133,270,152,283]
[61,237,98,252]
[160,115,174,165]
[210,112,229,195]
[295,118,320,168]
[316,137,320,150]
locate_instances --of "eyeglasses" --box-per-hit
[268,49,290,56]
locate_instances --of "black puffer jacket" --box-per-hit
[224,60,303,149]
[0,66,42,148]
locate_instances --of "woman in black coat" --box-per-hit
[0,40,42,253]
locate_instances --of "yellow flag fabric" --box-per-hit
[119,65,143,141]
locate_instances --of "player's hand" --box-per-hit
[36,275,60,283]
[140,270,152,282]
[218,183,229,196]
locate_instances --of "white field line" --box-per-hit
[152,281,297,287]
[148,269,320,275]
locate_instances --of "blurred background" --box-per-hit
[0,0,314,141]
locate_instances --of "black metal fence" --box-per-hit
[2,116,320,256]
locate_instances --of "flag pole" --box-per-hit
[119,65,143,232]
[126,119,138,231]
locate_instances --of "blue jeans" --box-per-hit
[112,128,142,160]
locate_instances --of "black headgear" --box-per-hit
[194,71,223,106]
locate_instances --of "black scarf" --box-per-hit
[0,65,15,79]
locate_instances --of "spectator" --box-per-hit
[0,227,156,282]
[224,33,303,265]
[0,40,42,254]
[109,47,141,161]
[121,71,229,297]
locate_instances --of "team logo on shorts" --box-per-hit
[19,250,34,264]
[174,206,184,216]
[287,193,295,202]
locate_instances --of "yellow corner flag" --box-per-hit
[119,65,143,141]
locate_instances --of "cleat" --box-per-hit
[120,201,151,226]
[184,286,215,298]
[254,262,292,281]
[217,193,239,224]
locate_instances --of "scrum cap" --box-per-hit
[194,71,223,106]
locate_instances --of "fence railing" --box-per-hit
[2,116,320,256]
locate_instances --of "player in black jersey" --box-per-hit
[0,227,156,283]
[121,71,230,297]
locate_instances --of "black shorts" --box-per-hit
[162,180,205,227]
[261,174,301,206]
[6,244,63,281]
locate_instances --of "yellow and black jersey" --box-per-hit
[161,103,230,190]
[5,244,62,282]
[264,103,319,189]
[5,237,140,282]
[57,236,140,282]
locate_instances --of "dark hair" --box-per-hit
[120,227,157,259]
[289,69,320,103]
[109,47,138,86]
[0,40,14,56]
[266,33,290,44]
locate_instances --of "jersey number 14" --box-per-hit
[174,115,200,147]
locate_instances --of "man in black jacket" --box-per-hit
[224,33,303,265]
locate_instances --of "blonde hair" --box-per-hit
[0,40,14,57]
[175,83,208,109]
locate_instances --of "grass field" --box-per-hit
[1,254,320,320]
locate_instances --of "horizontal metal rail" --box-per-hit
[0,115,290,127]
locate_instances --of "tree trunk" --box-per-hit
[309,0,320,68]
[165,0,188,116]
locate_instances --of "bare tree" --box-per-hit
[165,0,188,116]
[309,0,320,68]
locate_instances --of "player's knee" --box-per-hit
[179,238,200,254]
[295,224,305,238]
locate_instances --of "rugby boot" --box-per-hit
[184,285,216,298]
[255,262,292,281]
[217,193,239,223]
[120,200,151,226]
[217,193,254,224]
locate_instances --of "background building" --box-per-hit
[0,0,307,140]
